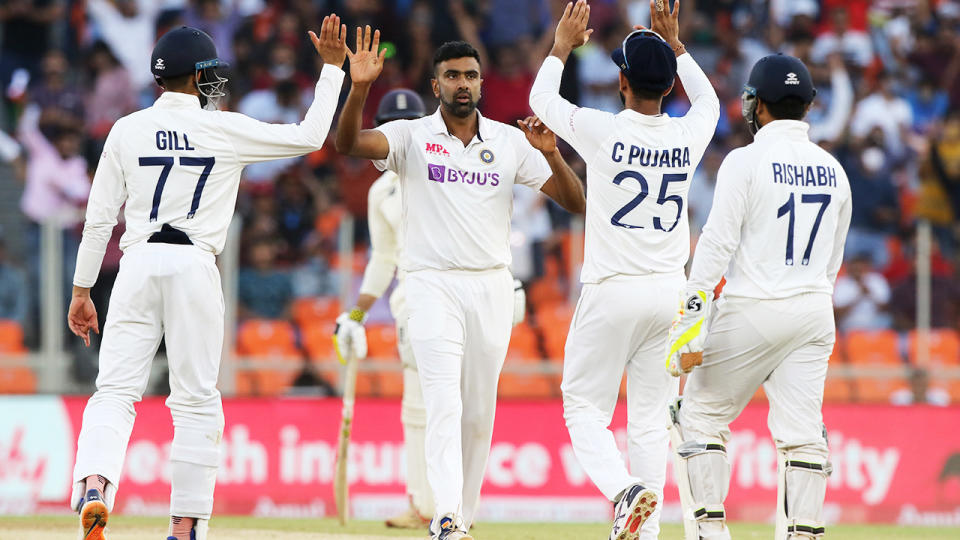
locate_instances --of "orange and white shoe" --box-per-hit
[610,483,658,540]
[77,489,108,540]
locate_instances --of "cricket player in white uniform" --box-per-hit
[333,27,586,540]
[334,89,529,530]
[65,20,351,540]
[665,53,851,540]
[529,2,719,539]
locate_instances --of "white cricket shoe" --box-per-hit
[609,483,658,540]
[430,513,473,540]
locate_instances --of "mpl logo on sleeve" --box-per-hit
[425,142,450,156]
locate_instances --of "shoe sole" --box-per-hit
[385,516,429,529]
[615,488,658,540]
[80,500,108,540]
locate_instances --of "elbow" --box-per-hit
[565,194,586,215]
[333,135,353,155]
[528,92,546,117]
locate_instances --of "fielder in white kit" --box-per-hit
[334,27,586,540]
[665,54,851,540]
[529,2,718,539]
[65,19,350,540]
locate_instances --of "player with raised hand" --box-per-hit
[529,1,719,539]
[664,54,851,539]
[335,25,585,540]
[66,16,350,540]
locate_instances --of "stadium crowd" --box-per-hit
[1,0,959,403]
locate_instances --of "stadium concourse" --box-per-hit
[1,0,960,536]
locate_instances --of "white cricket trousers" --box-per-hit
[397,313,434,517]
[72,243,225,519]
[678,292,834,462]
[405,267,513,528]
[562,272,684,540]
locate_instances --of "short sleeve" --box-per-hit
[373,119,412,175]
[513,131,552,190]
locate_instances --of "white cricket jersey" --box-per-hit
[73,64,346,288]
[358,170,406,317]
[687,120,852,299]
[373,108,552,272]
[530,54,720,283]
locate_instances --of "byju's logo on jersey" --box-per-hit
[428,164,446,182]
[154,58,165,71]
[425,142,450,156]
[785,72,799,85]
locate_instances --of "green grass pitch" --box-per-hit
[0,515,957,539]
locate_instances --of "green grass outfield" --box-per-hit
[1,515,957,540]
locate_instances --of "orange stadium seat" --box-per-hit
[500,322,555,399]
[907,329,960,367]
[0,320,26,353]
[366,323,398,361]
[527,277,566,313]
[507,322,541,361]
[0,367,35,393]
[536,304,574,360]
[824,336,852,403]
[235,319,302,396]
[291,296,340,328]
[845,329,905,403]
[301,322,337,362]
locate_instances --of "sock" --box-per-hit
[85,475,107,495]
[170,516,196,539]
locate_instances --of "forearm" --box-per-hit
[543,150,585,214]
[548,43,573,64]
[73,285,91,297]
[334,82,371,154]
[354,293,378,313]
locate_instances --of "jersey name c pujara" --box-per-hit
[611,142,691,168]
[771,162,838,188]
[156,130,196,151]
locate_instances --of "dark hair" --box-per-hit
[158,72,194,91]
[433,41,481,73]
[626,79,666,101]
[763,96,808,121]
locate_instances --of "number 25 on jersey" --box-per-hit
[610,171,687,232]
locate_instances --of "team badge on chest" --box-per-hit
[479,148,494,164]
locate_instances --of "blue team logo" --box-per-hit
[479,149,494,163]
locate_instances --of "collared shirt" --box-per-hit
[530,54,720,283]
[73,64,345,287]
[687,120,853,300]
[373,107,551,272]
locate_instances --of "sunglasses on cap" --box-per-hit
[620,29,668,72]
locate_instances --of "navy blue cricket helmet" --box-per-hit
[151,26,228,106]
[376,89,426,125]
[741,54,816,134]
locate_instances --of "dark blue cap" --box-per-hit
[376,89,426,125]
[743,53,815,104]
[151,26,227,78]
[611,31,677,93]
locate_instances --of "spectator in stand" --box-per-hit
[30,50,85,134]
[238,77,304,183]
[834,252,893,332]
[917,112,960,256]
[890,258,960,331]
[906,78,949,136]
[0,237,28,327]
[84,41,136,149]
[238,237,293,321]
[811,5,874,68]
[842,141,900,268]
[576,24,623,113]
[86,0,163,93]
[274,170,315,262]
[290,234,339,299]
[0,0,64,83]
[808,53,854,145]
[851,73,914,156]
[182,0,252,66]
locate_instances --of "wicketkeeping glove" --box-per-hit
[665,290,711,377]
[512,279,526,327]
[333,308,368,364]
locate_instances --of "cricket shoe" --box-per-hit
[430,514,473,540]
[77,489,108,540]
[609,483,658,540]
[385,504,430,529]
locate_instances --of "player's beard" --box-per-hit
[441,90,477,118]
[619,91,625,107]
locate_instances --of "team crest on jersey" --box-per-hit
[479,149,494,163]
[154,58,165,71]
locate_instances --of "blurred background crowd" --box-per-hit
[0,0,958,405]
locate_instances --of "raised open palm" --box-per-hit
[517,116,557,154]
[308,14,348,68]
[346,25,386,85]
